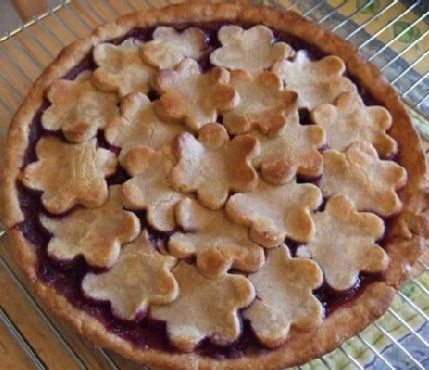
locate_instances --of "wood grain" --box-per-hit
[0,257,80,370]
[0,318,37,370]
[11,0,48,22]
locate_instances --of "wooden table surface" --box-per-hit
[0,1,428,369]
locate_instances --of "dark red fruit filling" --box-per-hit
[17,23,386,358]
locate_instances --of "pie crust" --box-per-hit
[2,2,428,370]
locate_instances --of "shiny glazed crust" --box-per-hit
[2,2,428,369]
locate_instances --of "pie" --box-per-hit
[2,2,428,369]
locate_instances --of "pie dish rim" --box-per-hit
[2,2,428,369]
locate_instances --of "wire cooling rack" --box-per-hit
[0,1,428,369]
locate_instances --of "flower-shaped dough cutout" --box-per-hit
[122,146,184,232]
[22,137,117,214]
[226,180,322,248]
[153,58,238,130]
[105,92,185,162]
[141,27,207,69]
[82,230,177,320]
[251,112,325,184]
[171,123,259,209]
[273,51,355,109]
[320,142,407,217]
[42,72,119,142]
[312,91,397,157]
[244,245,323,348]
[92,39,155,97]
[151,262,255,352]
[169,198,265,277]
[223,69,298,136]
[297,195,389,291]
[41,186,140,268]
[210,25,292,73]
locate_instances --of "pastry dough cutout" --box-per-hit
[122,146,184,232]
[297,195,389,291]
[141,27,207,69]
[82,230,178,320]
[151,261,255,352]
[105,92,185,163]
[153,58,238,130]
[171,123,259,209]
[273,51,355,109]
[226,180,322,248]
[93,39,155,97]
[42,72,119,142]
[41,186,140,268]
[223,69,298,136]
[320,142,407,217]
[169,198,265,277]
[312,91,397,157]
[22,137,117,214]
[251,112,325,184]
[244,245,323,348]
[210,25,292,73]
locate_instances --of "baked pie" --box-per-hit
[2,2,428,369]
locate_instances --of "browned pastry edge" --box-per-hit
[2,2,428,369]
[10,229,396,370]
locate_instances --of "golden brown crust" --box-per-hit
[244,245,324,348]
[122,146,184,232]
[82,230,178,320]
[171,123,259,210]
[319,142,407,217]
[223,70,297,136]
[153,59,237,131]
[21,137,117,214]
[273,52,355,110]
[2,2,428,369]
[141,26,207,70]
[250,112,325,185]
[105,91,185,164]
[40,185,140,268]
[170,197,265,278]
[211,25,292,74]
[311,91,397,157]
[226,180,322,248]
[92,39,155,97]
[151,262,255,352]
[11,226,397,370]
[297,195,388,291]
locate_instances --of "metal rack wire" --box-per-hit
[0,1,428,369]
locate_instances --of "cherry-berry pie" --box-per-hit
[2,2,428,369]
